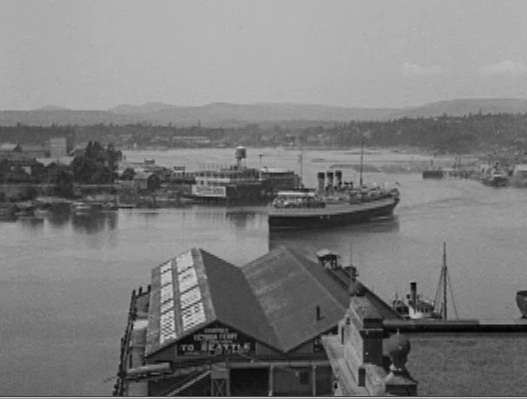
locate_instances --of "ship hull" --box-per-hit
[268,197,399,230]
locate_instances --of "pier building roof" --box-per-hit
[240,246,350,352]
[144,246,351,358]
[145,247,274,357]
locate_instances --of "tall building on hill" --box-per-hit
[49,137,67,159]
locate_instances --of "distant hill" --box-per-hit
[108,102,396,125]
[388,98,527,119]
[2,98,527,126]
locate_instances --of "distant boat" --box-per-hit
[422,159,444,179]
[186,146,299,205]
[422,169,444,179]
[14,201,35,217]
[393,243,458,320]
[515,291,527,318]
[481,163,509,187]
[71,201,92,214]
[34,203,52,217]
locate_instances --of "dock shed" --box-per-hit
[118,246,353,396]
[133,172,160,191]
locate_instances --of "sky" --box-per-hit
[2,0,527,110]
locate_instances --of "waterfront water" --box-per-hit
[2,148,527,395]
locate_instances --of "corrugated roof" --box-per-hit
[145,246,351,357]
[199,250,279,349]
[145,248,217,356]
[240,246,349,352]
[145,248,279,358]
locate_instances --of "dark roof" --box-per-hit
[145,248,277,357]
[198,250,279,348]
[240,246,350,352]
[145,246,352,357]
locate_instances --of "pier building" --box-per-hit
[115,246,527,396]
[115,246,363,396]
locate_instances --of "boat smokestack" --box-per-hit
[410,281,417,305]
[326,171,334,190]
[335,170,343,188]
[317,172,325,193]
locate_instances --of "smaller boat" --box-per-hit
[393,242,458,320]
[71,201,92,215]
[515,291,527,318]
[422,169,444,179]
[34,203,52,217]
[14,201,36,217]
[422,159,444,179]
[481,163,509,187]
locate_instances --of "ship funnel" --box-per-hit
[317,172,325,193]
[335,170,343,188]
[326,171,334,190]
[410,281,417,305]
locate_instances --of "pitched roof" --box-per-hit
[240,246,350,352]
[145,246,351,357]
[145,248,275,357]
[133,171,155,180]
[145,248,216,356]
[199,250,279,348]
[0,143,20,151]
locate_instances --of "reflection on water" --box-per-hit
[47,205,72,228]
[70,212,118,234]
[225,210,258,230]
[269,217,400,254]
[18,216,45,230]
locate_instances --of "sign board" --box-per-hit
[177,324,255,356]
[191,185,227,198]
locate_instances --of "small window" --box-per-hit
[299,371,309,385]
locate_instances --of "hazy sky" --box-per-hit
[2,0,527,110]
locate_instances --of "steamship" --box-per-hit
[187,146,300,205]
[268,169,400,230]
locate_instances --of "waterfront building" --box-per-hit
[49,137,68,159]
[133,172,161,191]
[115,246,357,396]
[116,245,527,397]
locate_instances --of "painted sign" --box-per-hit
[192,184,227,198]
[177,325,255,356]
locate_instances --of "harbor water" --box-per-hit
[2,148,527,395]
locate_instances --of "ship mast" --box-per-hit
[434,242,456,320]
[359,132,365,187]
[442,242,447,320]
